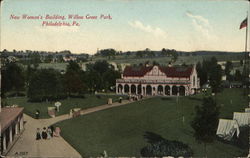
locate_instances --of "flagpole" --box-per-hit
[245,11,248,53]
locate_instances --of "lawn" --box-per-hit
[104,54,244,65]
[55,88,248,158]
[38,63,68,71]
[5,94,122,119]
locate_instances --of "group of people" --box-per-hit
[128,94,143,101]
[36,126,61,140]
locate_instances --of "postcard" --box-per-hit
[0,0,249,158]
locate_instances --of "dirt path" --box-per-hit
[6,114,82,157]
[6,99,141,157]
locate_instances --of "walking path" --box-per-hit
[6,98,141,157]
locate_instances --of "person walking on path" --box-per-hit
[47,127,52,139]
[41,127,48,139]
[49,125,55,137]
[35,110,40,119]
[36,128,41,140]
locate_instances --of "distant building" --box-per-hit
[116,65,200,96]
[6,56,18,63]
[63,56,77,62]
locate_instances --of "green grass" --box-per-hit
[95,54,244,66]
[55,88,248,158]
[38,63,68,71]
[5,94,122,118]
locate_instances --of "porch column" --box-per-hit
[142,85,145,96]
[9,125,13,144]
[118,85,122,94]
[129,84,131,94]
[170,85,173,96]
[15,121,19,135]
[3,132,7,151]
[141,85,143,95]
[122,84,125,94]
[163,85,165,96]
[185,86,188,96]
[20,116,24,130]
[135,84,138,95]
[116,83,118,94]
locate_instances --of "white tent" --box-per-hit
[245,108,250,113]
[233,112,250,126]
[216,119,240,141]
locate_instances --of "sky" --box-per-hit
[0,0,250,54]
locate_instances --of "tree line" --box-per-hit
[1,60,120,102]
[196,57,223,93]
[196,57,249,93]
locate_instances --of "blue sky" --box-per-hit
[1,0,249,54]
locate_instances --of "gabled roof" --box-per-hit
[123,66,153,77]
[1,107,24,132]
[159,66,193,78]
[123,65,193,78]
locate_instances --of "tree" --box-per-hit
[240,60,243,66]
[136,51,144,58]
[197,57,222,92]
[242,65,249,83]
[196,61,208,87]
[160,48,167,56]
[27,69,64,102]
[57,55,64,63]
[171,51,178,62]
[103,69,120,91]
[191,97,220,157]
[92,60,110,75]
[225,61,233,81]
[209,64,222,93]
[64,61,85,96]
[44,54,53,63]
[234,69,242,81]
[152,61,159,66]
[97,49,117,59]
[85,60,120,92]
[85,70,102,92]
[1,62,25,95]
[25,64,37,87]
[28,52,41,67]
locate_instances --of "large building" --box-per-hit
[116,65,200,96]
[0,72,24,156]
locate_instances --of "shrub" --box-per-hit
[141,140,193,157]
[141,132,193,157]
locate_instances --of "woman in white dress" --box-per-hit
[47,127,52,139]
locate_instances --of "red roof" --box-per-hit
[123,65,193,78]
[159,66,193,77]
[1,107,24,132]
[123,66,153,77]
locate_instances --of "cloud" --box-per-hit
[186,11,216,40]
[128,20,167,38]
